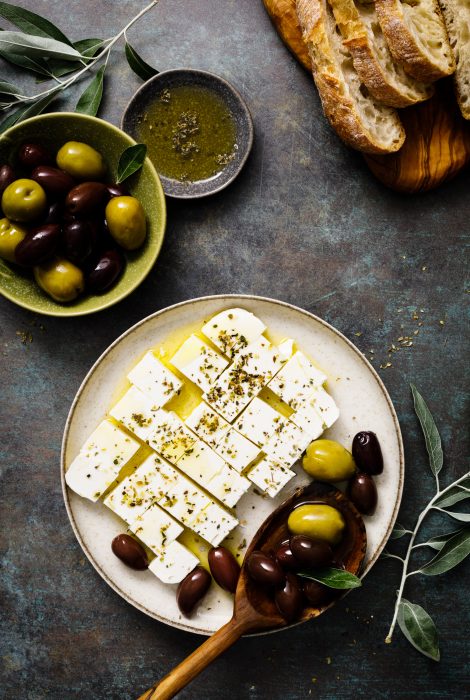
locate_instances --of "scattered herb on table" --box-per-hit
[382,384,470,661]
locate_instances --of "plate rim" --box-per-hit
[61,294,404,635]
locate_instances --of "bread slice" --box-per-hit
[438,0,470,119]
[296,0,405,154]
[330,0,434,107]
[375,0,455,82]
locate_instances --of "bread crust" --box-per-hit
[438,0,470,119]
[296,0,405,154]
[375,0,455,82]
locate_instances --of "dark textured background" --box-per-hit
[1,1,469,698]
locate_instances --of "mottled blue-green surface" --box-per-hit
[1,1,469,698]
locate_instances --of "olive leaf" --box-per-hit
[411,384,443,478]
[0,1,72,45]
[0,49,51,76]
[125,41,158,81]
[434,484,470,509]
[74,37,105,58]
[0,31,82,62]
[419,528,468,551]
[0,89,60,133]
[390,524,410,540]
[75,65,105,116]
[116,144,147,184]
[418,528,470,576]
[0,79,20,96]
[298,567,362,589]
[439,510,470,523]
[397,599,440,661]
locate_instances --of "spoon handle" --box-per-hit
[137,616,249,700]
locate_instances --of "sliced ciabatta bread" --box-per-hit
[296,0,405,154]
[375,0,455,82]
[438,0,470,119]
[330,0,434,107]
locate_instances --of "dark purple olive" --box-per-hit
[347,472,378,515]
[65,181,108,216]
[246,551,286,588]
[275,541,299,571]
[86,249,123,293]
[31,166,76,199]
[208,546,240,593]
[0,164,15,196]
[43,201,63,225]
[63,220,96,264]
[177,566,212,616]
[275,573,304,622]
[15,224,60,266]
[303,579,333,607]
[18,142,52,169]
[352,431,383,475]
[107,183,128,198]
[111,534,148,570]
[290,535,333,568]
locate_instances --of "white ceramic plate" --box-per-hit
[61,295,404,635]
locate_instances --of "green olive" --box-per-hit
[0,217,27,262]
[1,178,47,222]
[105,196,146,250]
[287,504,345,545]
[56,141,106,180]
[302,439,356,482]
[34,257,84,303]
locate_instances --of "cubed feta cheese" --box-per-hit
[263,419,312,468]
[206,463,251,507]
[269,351,327,409]
[215,428,259,472]
[234,396,284,447]
[147,410,197,463]
[170,335,229,392]
[130,504,183,554]
[177,440,226,485]
[201,308,266,357]
[148,540,199,584]
[309,386,340,428]
[65,420,140,502]
[184,402,230,448]
[290,403,325,438]
[191,503,239,546]
[246,457,295,497]
[157,475,211,526]
[127,351,182,406]
[278,338,295,361]
[109,385,159,440]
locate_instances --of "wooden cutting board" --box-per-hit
[263,0,470,193]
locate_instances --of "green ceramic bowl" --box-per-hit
[0,112,166,316]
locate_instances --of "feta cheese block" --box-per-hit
[147,410,197,462]
[269,351,327,409]
[290,402,325,438]
[185,402,230,448]
[215,427,260,472]
[65,420,140,502]
[234,397,285,447]
[127,351,182,406]
[170,335,229,392]
[309,385,340,428]
[157,471,212,527]
[109,385,159,441]
[247,457,295,497]
[191,503,239,546]
[130,503,183,554]
[201,308,266,357]
[263,419,312,468]
[148,540,199,584]
[206,463,251,508]
[278,338,295,361]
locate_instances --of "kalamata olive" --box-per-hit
[290,535,333,568]
[303,579,333,607]
[176,566,212,616]
[274,573,304,622]
[15,224,60,266]
[347,472,378,515]
[43,201,62,225]
[63,220,96,264]
[107,183,128,198]
[87,249,123,293]
[288,504,345,545]
[31,166,76,199]
[0,164,15,195]
[111,534,148,570]
[208,546,240,593]
[352,431,383,475]
[246,551,286,588]
[18,142,52,169]
[65,181,108,217]
[275,541,299,570]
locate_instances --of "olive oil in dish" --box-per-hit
[136,85,238,182]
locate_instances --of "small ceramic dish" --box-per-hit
[121,69,254,199]
[0,112,166,317]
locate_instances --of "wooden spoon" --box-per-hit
[138,482,367,700]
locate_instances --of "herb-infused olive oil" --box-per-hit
[136,85,238,182]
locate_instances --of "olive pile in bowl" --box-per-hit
[0,141,147,303]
